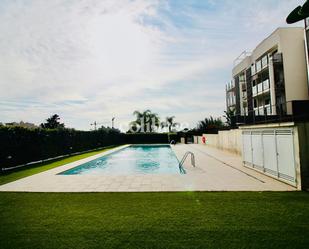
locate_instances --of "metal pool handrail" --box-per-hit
[179,151,195,168]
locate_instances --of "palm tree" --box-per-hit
[196,116,224,133]
[130,110,160,133]
[223,108,235,127]
[161,116,178,132]
[40,114,65,129]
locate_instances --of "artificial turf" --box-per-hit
[0,145,117,186]
[0,191,309,249]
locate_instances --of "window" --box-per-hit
[227,92,236,106]
[239,73,245,83]
[260,69,269,82]
[256,60,262,72]
[265,98,270,106]
[231,79,235,88]
[251,64,256,75]
[261,55,268,68]
[263,79,270,90]
[254,99,257,108]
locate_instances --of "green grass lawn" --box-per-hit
[0,192,309,249]
[0,145,117,185]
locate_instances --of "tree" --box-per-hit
[161,116,178,132]
[223,108,235,127]
[130,110,160,133]
[98,126,121,134]
[40,114,65,129]
[195,116,224,133]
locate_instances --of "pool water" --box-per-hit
[59,145,183,175]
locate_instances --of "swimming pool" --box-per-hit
[59,145,184,175]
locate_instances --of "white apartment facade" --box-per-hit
[227,27,309,118]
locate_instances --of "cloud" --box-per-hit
[0,0,305,130]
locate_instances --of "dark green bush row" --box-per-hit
[0,127,123,168]
[0,127,180,169]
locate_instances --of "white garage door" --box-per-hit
[242,131,252,166]
[262,130,278,176]
[276,130,295,182]
[242,129,296,185]
[251,131,263,171]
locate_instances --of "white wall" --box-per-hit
[194,129,243,155]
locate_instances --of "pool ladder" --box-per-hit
[179,151,195,169]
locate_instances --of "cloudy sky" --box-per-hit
[0,0,304,130]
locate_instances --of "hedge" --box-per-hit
[0,127,123,169]
[0,127,180,169]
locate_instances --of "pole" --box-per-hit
[112,117,115,129]
[91,121,97,130]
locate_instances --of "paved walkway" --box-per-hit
[0,144,296,192]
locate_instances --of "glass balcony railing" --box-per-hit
[265,104,271,115]
[254,104,271,116]
[252,79,270,97]
[263,79,270,91]
[257,82,263,93]
[226,82,235,91]
[252,86,257,96]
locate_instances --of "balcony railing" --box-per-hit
[252,79,270,97]
[254,104,271,116]
[252,86,257,96]
[265,104,271,115]
[229,100,309,127]
[257,82,263,93]
[226,82,235,91]
[263,79,270,90]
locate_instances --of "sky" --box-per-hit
[0,0,304,131]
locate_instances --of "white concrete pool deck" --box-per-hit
[0,144,296,192]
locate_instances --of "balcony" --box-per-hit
[241,81,246,91]
[254,104,271,116]
[226,82,235,91]
[257,82,263,93]
[252,86,257,96]
[252,79,270,97]
[265,104,271,115]
[263,79,270,90]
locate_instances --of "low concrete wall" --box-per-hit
[193,123,308,190]
[193,136,203,144]
[201,129,242,155]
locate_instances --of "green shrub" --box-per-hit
[0,127,124,168]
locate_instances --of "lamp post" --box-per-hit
[112,117,115,129]
[90,121,97,130]
[286,1,309,24]
[286,0,309,94]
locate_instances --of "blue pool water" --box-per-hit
[59,145,183,175]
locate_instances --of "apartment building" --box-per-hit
[226,27,309,119]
